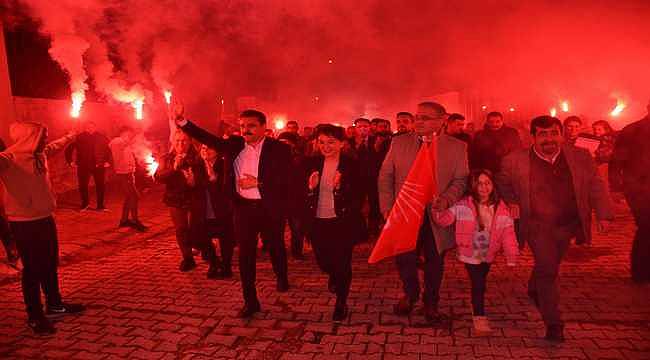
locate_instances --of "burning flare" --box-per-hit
[561,101,570,112]
[610,101,626,117]
[70,90,85,118]
[132,99,144,120]
[144,152,158,177]
[550,108,557,117]
[164,90,172,105]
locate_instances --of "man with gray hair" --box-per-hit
[378,101,469,323]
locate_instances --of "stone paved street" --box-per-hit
[0,185,648,359]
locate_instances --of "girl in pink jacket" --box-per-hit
[434,169,518,333]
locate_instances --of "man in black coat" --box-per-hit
[610,100,650,283]
[174,105,292,318]
[65,121,112,211]
[469,111,522,173]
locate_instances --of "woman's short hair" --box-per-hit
[316,124,346,141]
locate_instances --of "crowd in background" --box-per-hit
[0,99,648,341]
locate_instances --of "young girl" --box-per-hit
[434,169,518,332]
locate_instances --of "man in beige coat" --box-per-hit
[378,102,469,322]
[496,115,613,342]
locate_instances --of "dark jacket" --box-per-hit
[496,145,614,245]
[204,152,233,219]
[609,116,650,194]
[180,120,292,218]
[64,131,112,169]
[469,125,522,173]
[303,154,367,243]
[155,147,208,209]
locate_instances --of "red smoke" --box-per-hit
[9,0,650,127]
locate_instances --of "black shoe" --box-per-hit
[424,305,448,324]
[237,301,261,318]
[207,264,224,279]
[130,220,148,232]
[332,304,348,322]
[277,278,290,292]
[393,296,415,316]
[79,204,90,212]
[222,267,233,278]
[27,316,56,335]
[545,324,565,342]
[119,220,133,228]
[179,258,196,272]
[46,303,85,316]
[328,277,336,294]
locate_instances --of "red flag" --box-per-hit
[369,141,437,264]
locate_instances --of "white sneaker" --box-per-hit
[473,316,492,333]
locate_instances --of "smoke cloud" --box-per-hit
[9,0,650,127]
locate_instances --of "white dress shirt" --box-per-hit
[234,137,265,199]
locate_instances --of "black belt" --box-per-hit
[236,195,263,206]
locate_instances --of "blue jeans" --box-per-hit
[395,212,445,307]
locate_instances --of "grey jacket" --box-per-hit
[496,145,614,245]
[378,132,469,252]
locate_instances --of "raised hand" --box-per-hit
[238,174,259,190]
[173,101,185,125]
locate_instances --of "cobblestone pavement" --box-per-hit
[0,186,648,359]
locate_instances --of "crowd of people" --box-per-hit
[0,98,648,344]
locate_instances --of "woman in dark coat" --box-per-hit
[304,124,364,322]
[199,144,235,278]
[155,131,219,278]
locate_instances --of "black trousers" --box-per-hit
[233,199,288,304]
[464,263,491,316]
[115,173,139,222]
[206,217,235,270]
[0,214,17,261]
[309,217,354,305]
[527,222,575,327]
[169,207,216,263]
[10,216,62,319]
[625,188,650,282]
[77,166,106,208]
[288,216,305,256]
[395,212,445,307]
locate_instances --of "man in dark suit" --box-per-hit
[496,116,613,342]
[469,111,522,173]
[610,100,650,283]
[65,121,112,211]
[174,104,291,318]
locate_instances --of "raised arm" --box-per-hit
[46,133,76,157]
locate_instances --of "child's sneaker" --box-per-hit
[473,316,492,333]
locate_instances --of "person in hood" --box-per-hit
[0,122,85,335]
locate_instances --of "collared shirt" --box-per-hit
[532,146,561,164]
[234,137,265,199]
[316,157,339,219]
